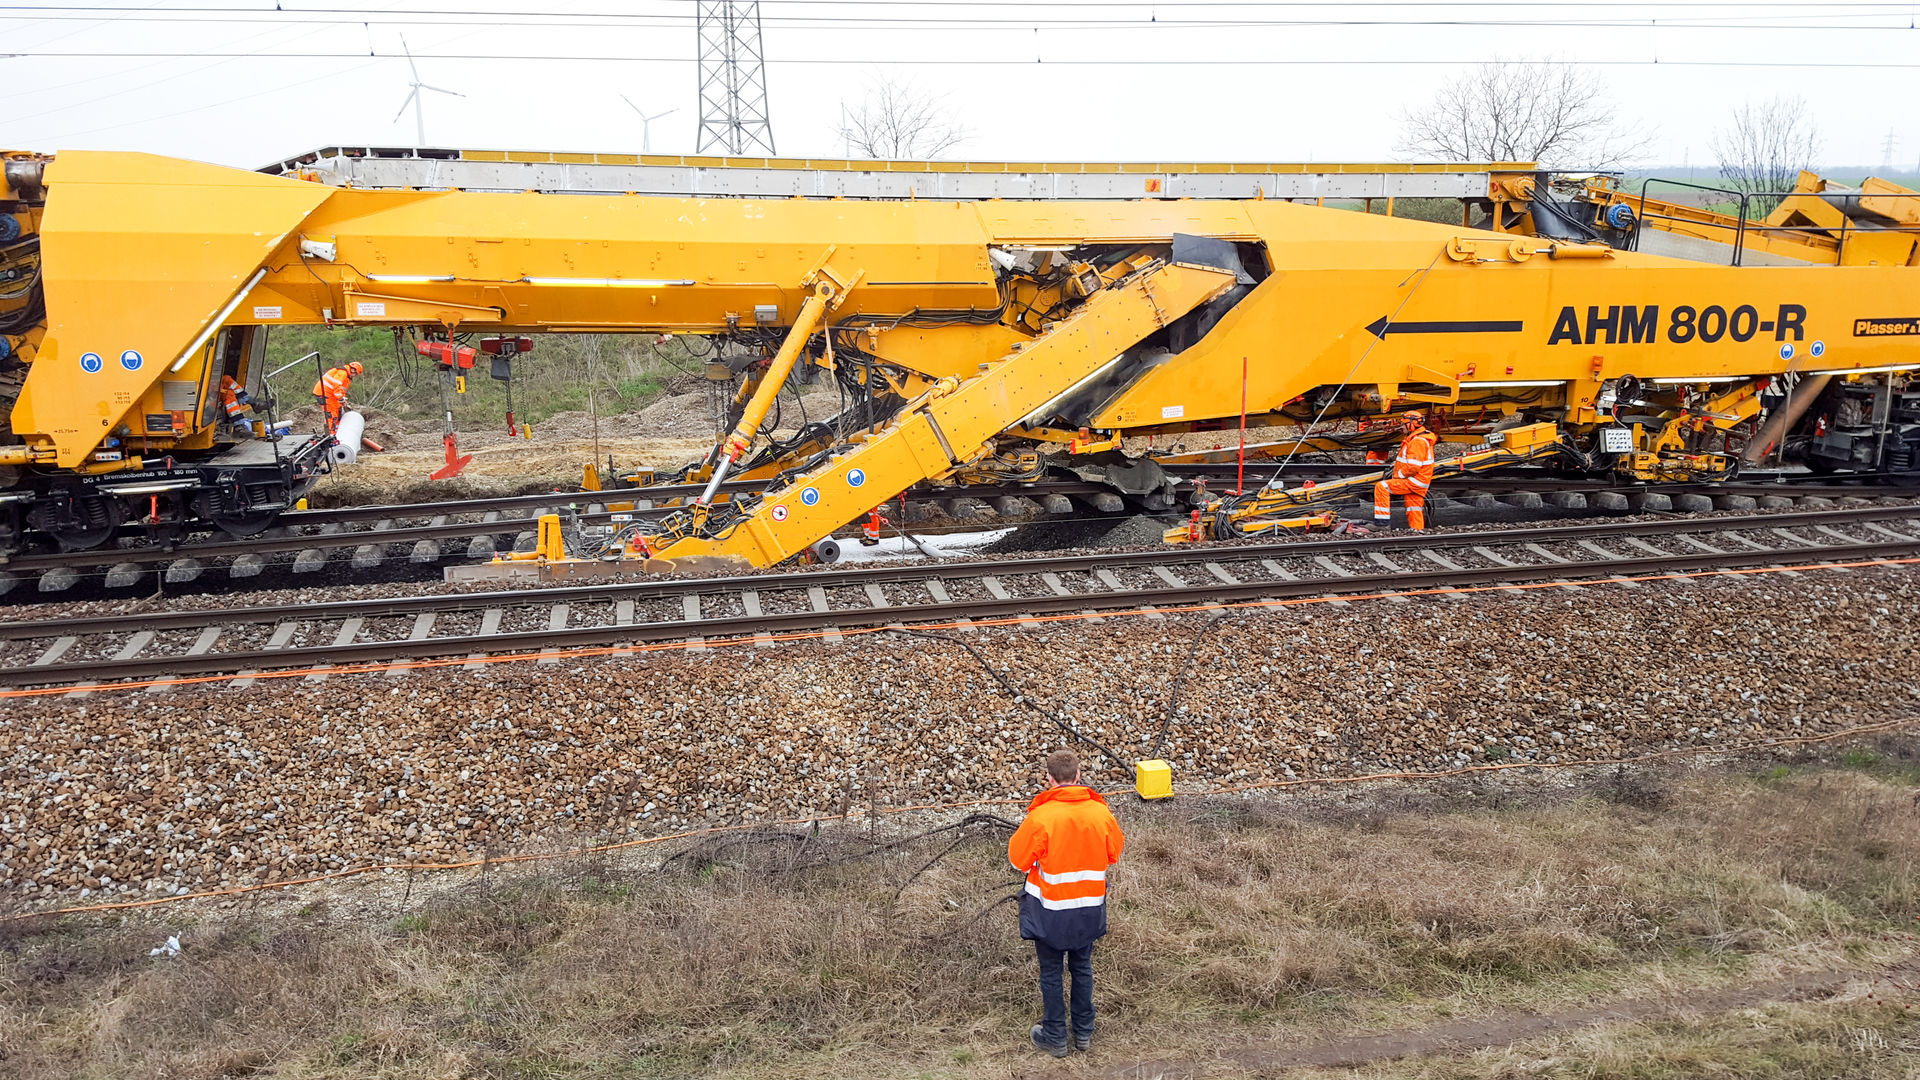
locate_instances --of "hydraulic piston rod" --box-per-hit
[697,273,851,506]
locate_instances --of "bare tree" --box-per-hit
[1397,60,1649,168]
[838,79,967,160]
[1711,95,1821,211]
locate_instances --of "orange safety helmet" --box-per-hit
[1402,409,1426,426]
[345,361,365,377]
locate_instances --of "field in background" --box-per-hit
[4,747,1916,1079]
[262,326,714,433]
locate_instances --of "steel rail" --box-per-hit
[3,463,1912,587]
[0,479,1129,572]
[5,503,1917,642]
[6,532,1915,689]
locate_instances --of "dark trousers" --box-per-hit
[1034,940,1095,1044]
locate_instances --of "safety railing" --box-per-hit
[1629,179,1920,267]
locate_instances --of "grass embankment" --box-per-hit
[261,326,705,431]
[3,750,1917,1079]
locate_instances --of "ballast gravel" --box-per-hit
[3,563,1919,905]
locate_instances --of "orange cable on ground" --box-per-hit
[4,554,1918,700]
[6,714,1914,924]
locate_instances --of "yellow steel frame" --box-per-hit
[6,150,1920,566]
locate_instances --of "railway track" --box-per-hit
[5,503,1918,693]
[0,476,1138,596]
[2,457,1908,600]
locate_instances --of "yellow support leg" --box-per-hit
[647,261,1240,568]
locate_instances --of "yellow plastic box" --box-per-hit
[1134,759,1173,800]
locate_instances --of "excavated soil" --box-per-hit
[309,434,717,506]
[3,564,1917,904]
[299,388,842,506]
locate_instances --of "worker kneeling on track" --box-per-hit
[1373,410,1437,531]
[1009,749,1126,1058]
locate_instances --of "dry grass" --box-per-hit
[3,750,1919,1079]
[1319,997,1920,1079]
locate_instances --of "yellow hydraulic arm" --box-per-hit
[1168,421,1569,542]
[643,260,1238,568]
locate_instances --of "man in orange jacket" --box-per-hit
[1008,748,1125,1057]
[311,361,364,433]
[1373,409,1437,531]
[217,374,256,437]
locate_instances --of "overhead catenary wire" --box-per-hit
[15,52,1920,70]
[5,11,1914,31]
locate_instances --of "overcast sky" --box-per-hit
[7,1,1918,172]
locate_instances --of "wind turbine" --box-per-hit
[394,36,463,148]
[622,96,679,154]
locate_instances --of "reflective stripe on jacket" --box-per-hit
[312,367,352,401]
[219,376,248,417]
[1008,784,1125,950]
[1392,428,1437,490]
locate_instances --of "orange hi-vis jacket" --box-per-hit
[218,375,248,418]
[1008,784,1125,950]
[1392,426,1437,490]
[312,366,352,404]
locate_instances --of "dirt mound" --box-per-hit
[280,403,409,450]
[540,392,720,440]
[980,514,1172,553]
[306,434,715,507]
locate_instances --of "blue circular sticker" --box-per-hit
[1810,340,1826,358]
[78,351,103,374]
[1779,343,1795,361]
[799,486,820,506]
[846,468,866,488]
[120,349,143,371]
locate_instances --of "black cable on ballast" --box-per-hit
[886,627,1125,764]
[1150,612,1231,762]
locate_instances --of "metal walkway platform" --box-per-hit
[263,146,1532,202]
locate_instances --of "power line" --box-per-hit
[11,51,1920,69]
[3,19,313,123]
[0,8,1908,29]
[13,1,1918,8]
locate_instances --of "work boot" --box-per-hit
[1031,1025,1071,1058]
[1074,1030,1094,1052]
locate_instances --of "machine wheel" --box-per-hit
[210,509,278,538]
[31,494,123,551]
[194,487,281,538]
[140,492,192,548]
[0,504,21,556]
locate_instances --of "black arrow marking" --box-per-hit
[1365,316,1524,339]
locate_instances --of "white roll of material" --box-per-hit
[329,410,366,465]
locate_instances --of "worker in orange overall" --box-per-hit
[217,374,256,437]
[1008,748,1126,1058]
[859,507,889,547]
[311,361,364,433]
[1373,409,1437,531]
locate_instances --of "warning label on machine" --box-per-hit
[1853,317,1920,337]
